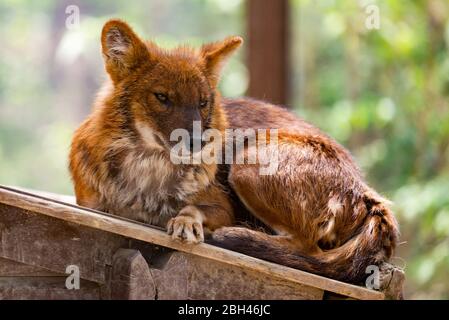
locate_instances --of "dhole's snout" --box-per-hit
[176,107,206,152]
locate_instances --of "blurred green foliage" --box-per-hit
[0,0,448,299]
[0,0,246,194]
[291,0,449,299]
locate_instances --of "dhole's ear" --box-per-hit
[101,19,150,83]
[201,36,243,87]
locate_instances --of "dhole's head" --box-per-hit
[100,19,242,150]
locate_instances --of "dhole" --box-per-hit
[69,19,399,284]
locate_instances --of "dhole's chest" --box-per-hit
[98,146,211,226]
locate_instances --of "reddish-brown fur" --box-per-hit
[69,19,399,284]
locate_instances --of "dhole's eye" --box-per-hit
[154,93,169,104]
[199,100,208,109]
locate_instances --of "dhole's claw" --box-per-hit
[167,215,204,244]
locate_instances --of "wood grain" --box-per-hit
[0,276,100,300]
[0,203,129,284]
[149,251,324,300]
[111,249,155,299]
[0,185,385,300]
[0,258,61,277]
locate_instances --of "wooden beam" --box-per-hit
[247,0,289,106]
[0,203,129,284]
[110,249,155,300]
[0,185,384,300]
[148,251,324,299]
[0,203,324,300]
[0,258,60,277]
[0,276,100,300]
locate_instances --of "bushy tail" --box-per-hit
[208,193,399,284]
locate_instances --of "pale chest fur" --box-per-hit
[96,124,213,226]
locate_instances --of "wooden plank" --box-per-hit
[7,186,76,204]
[149,251,323,300]
[12,187,404,299]
[247,0,289,105]
[379,262,405,300]
[0,203,129,284]
[111,249,155,300]
[0,276,100,300]
[0,186,384,300]
[0,258,60,277]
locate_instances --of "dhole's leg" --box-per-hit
[167,184,234,243]
[227,142,329,254]
[73,170,103,210]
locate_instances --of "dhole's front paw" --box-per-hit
[167,212,204,244]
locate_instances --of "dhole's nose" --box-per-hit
[184,107,202,127]
[189,136,204,153]
[189,116,203,152]
[180,107,203,152]
[183,107,202,140]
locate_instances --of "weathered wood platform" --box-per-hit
[0,185,404,300]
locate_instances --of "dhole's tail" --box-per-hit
[208,192,399,284]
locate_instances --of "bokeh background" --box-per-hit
[1,0,449,299]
